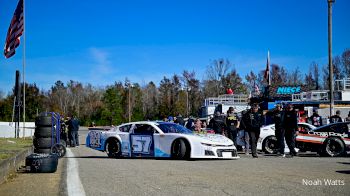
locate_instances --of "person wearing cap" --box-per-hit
[309,109,323,127]
[329,110,343,123]
[241,103,264,158]
[226,107,240,146]
[266,104,284,155]
[186,116,195,131]
[281,104,298,157]
[174,113,185,126]
[208,111,226,135]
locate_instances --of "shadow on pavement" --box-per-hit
[64,156,109,159]
[336,170,350,174]
[337,162,350,165]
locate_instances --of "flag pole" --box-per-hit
[267,50,270,86]
[22,0,26,138]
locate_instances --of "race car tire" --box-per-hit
[262,136,279,154]
[106,139,121,158]
[34,127,56,138]
[25,153,58,173]
[34,148,51,154]
[35,116,52,127]
[322,137,345,157]
[51,143,66,158]
[33,137,54,149]
[171,139,190,160]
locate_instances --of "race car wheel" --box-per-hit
[171,139,190,160]
[322,137,345,157]
[262,136,278,154]
[106,139,121,158]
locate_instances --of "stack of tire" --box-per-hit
[33,115,55,154]
[26,114,59,173]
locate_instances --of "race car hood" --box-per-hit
[194,133,233,145]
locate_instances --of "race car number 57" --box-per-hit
[131,135,152,154]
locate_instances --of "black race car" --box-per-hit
[296,121,350,157]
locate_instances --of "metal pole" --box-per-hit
[328,0,335,116]
[22,0,26,138]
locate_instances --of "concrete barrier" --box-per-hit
[0,147,33,185]
[0,122,35,138]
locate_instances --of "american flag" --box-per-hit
[4,0,24,58]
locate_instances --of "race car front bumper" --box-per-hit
[192,145,240,159]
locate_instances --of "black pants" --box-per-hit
[248,127,260,156]
[284,128,296,154]
[227,126,237,146]
[275,126,285,154]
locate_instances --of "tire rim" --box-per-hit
[172,141,181,157]
[52,144,66,157]
[326,140,342,156]
[107,141,120,156]
[265,138,277,153]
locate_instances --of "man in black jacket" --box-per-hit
[266,104,284,155]
[282,104,298,157]
[242,104,264,158]
[209,111,226,135]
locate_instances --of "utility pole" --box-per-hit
[328,0,335,116]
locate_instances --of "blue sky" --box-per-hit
[0,0,349,95]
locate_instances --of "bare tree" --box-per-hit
[341,48,350,76]
[142,81,158,120]
[205,58,232,96]
[310,62,320,90]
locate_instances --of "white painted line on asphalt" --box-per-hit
[67,148,86,196]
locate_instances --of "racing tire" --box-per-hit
[51,143,66,158]
[321,137,345,157]
[34,148,51,154]
[262,136,279,154]
[25,153,58,173]
[33,137,54,149]
[106,139,121,158]
[35,116,52,127]
[171,139,190,160]
[34,127,56,138]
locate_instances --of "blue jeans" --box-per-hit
[70,131,79,147]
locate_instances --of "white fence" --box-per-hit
[0,122,35,138]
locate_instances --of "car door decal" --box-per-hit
[130,134,154,156]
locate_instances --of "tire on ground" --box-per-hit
[35,116,52,127]
[33,137,55,149]
[105,139,121,158]
[34,127,56,138]
[171,139,190,160]
[262,136,279,154]
[321,137,345,157]
[25,153,58,173]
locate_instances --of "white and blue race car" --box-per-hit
[86,121,239,159]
